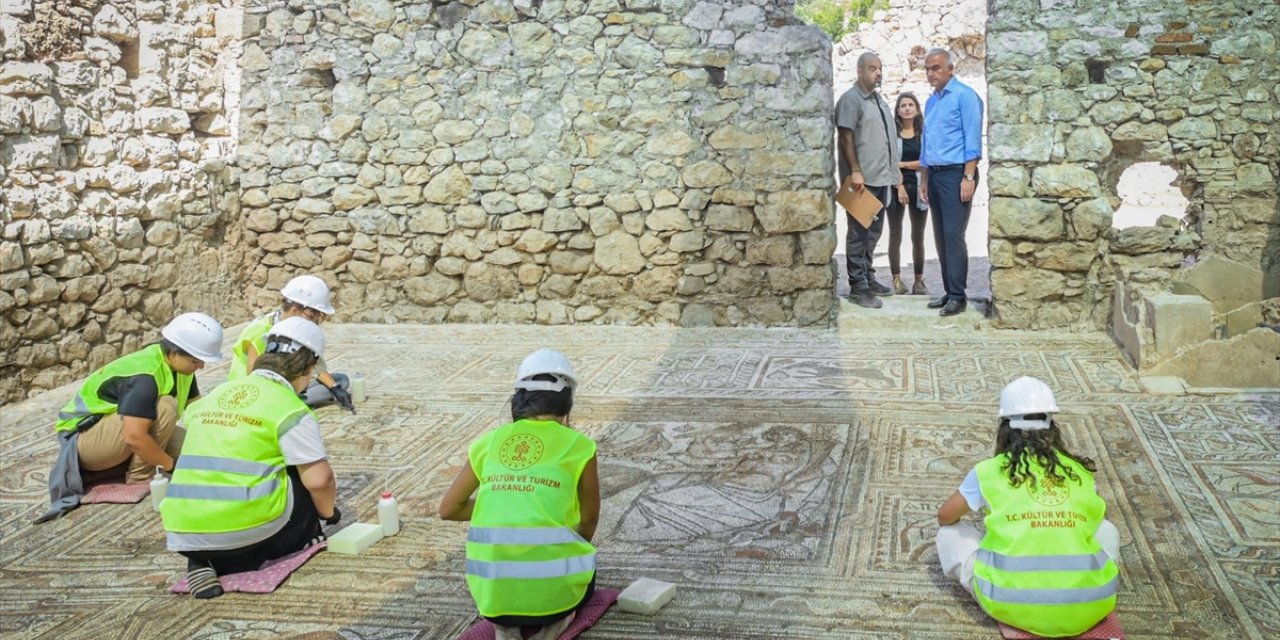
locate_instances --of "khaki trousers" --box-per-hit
[936,519,1120,598]
[76,396,184,484]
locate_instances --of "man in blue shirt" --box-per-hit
[920,48,984,316]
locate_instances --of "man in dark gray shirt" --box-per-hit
[836,52,901,309]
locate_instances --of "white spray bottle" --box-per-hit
[378,491,400,537]
[150,466,169,511]
[378,466,411,537]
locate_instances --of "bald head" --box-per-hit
[856,52,883,91]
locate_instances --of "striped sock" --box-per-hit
[187,566,224,600]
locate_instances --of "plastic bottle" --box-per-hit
[352,372,366,403]
[150,466,169,511]
[378,491,400,536]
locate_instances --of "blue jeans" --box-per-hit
[926,166,974,301]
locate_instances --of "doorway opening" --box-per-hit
[807,0,990,315]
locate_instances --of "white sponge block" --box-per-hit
[617,577,676,615]
[327,522,384,555]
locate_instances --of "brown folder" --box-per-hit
[836,176,882,229]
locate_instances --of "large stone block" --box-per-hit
[0,62,52,95]
[1173,255,1277,314]
[1148,328,1280,388]
[989,124,1052,162]
[754,190,830,233]
[593,231,646,275]
[1111,227,1175,255]
[136,107,190,134]
[1031,165,1101,198]
[990,198,1064,241]
[1145,293,1212,358]
[2,134,59,169]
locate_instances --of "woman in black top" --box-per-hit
[889,93,929,295]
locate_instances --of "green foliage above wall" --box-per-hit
[795,0,889,42]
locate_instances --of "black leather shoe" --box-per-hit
[927,296,948,309]
[939,299,967,316]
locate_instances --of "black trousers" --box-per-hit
[927,166,975,301]
[887,181,927,276]
[484,574,597,627]
[181,466,322,576]
[845,185,890,293]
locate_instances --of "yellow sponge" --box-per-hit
[327,523,384,555]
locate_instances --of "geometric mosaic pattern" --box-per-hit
[1,322,1275,639]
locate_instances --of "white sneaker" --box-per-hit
[528,612,575,640]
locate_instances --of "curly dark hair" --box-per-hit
[995,417,1097,488]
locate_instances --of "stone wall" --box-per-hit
[237,0,837,327]
[985,0,1279,330]
[0,0,244,403]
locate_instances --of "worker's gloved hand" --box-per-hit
[329,385,356,414]
[321,506,341,526]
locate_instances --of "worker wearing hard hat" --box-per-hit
[228,275,354,413]
[36,312,226,523]
[439,349,600,640]
[163,317,339,599]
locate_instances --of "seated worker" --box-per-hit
[37,312,225,523]
[161,317,340,599]
[438,349,600,640]
[935,377,1120,637]
[229,274,353,413]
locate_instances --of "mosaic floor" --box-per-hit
[1,321,1276,639]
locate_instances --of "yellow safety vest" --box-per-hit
[973,452,1118,637]
[227,312,277,380]
[160,374,311,538]
[466,419,597,618]
[54,344,193,432]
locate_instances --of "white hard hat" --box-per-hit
[280,275,335,315]
[998,376,1059,430]
[161,312,225,363]
[265,317,325,360]
[514,348,576,392]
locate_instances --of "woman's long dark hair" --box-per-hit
[511,374,574,421]
[895,93,923,138]
[995,418,1097,488]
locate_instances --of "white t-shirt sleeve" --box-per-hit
[958,467,987,513]
[279,413,328,465]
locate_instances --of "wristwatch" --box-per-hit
[962,173,975,182]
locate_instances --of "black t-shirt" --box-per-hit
[900,135,922,184]
[98,371,200,419]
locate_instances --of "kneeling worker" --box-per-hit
[229,274,354,413]
[161,317,340,599]
[37,312,225,523]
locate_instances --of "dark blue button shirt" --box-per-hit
[921,76,984,168]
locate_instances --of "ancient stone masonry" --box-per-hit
[0,1,244,403]
[237,0,838,328]
[985,0,1279,337]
